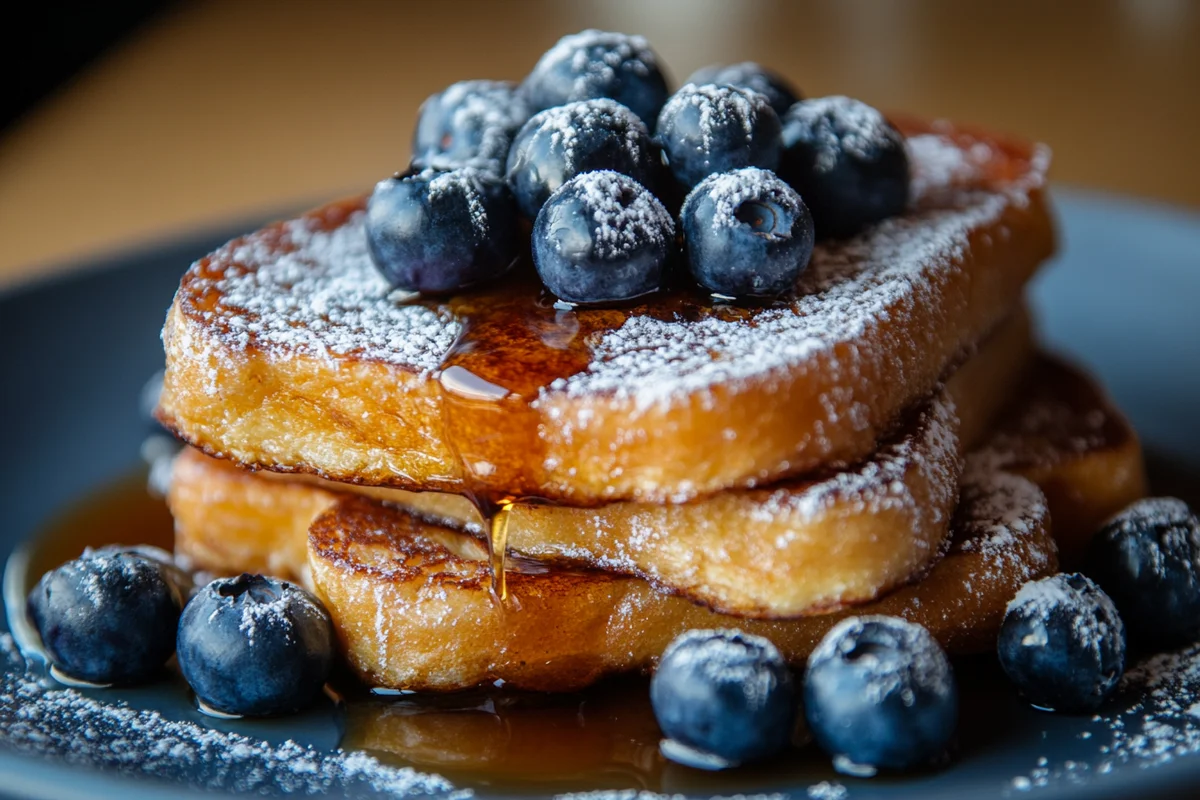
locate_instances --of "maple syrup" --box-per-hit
[17,461,1200,793]
[10,470,833,792]
[427,264,767,597]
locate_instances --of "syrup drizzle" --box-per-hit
[429,265,760,598]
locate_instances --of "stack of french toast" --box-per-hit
[156,118,1146,694]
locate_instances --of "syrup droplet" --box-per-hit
[426,263,759,597]
[488,500,513,601]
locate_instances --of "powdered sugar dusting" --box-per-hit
[556,792,787,800]
[175,129,1043,414]
[179,209,459,373]
[786,96,903,173]
[528,30,660,101]
[686,167,805,229]
[518,390,957,593]
[755,388,958,530]
[1006,573,1124,656]
[809,615,955,707]
[658,83,772,148]
[0,635,464,797]
[806,781,848,800]
[414,80,528,170]
[522,99,650,173]
[425,168,492,240]
[562,170,674,261]
[72,553,150,608]
[658,628,785,702]
[1099,498,1200,571]
[1008,639,1200,791]
[956,470,1053,577]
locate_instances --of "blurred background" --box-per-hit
[1,0,1197,288]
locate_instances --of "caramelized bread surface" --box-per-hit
[168,302,1032,617]
[158,120,1054,504]
[174,388,961,618]
[170,305,1035,615]
[308,469,1056,693]
[971,354,1148,563]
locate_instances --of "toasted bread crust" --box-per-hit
[157,120,1054,503]
[169,306,1033,616]
[970,354,1148,564]
[173,388,960,618]
[308,469,1056,692]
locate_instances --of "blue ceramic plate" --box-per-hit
[0,189,1198,799]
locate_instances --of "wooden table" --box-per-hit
[1,0,1197,289]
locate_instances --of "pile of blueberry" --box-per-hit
[367,29,911,305]
[650,496,1200,774]
[27,550,335,717]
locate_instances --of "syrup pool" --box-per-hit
[8,460,1200,796]
[3,472,838,794]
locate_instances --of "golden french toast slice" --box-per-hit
[169,303,1031,618]
[170,305,1031,617]
[971,354,1147,563]
[157,119,1054,504]
[174,388,960,618]
[308,468,1056,693]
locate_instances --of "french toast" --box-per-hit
[156,119,1054,505]
[308,469,1055,693]
[174,390,958,618]
[168,305,1033,617]
[970,354,1147,563]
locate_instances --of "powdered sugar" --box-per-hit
[556,792,786,800]
[527,30,660,101]
[182,207,459,373]
[0,635,464,797]
[1100,498,1200,566]
[808,615,955,707]
[223,579,326,647]
[658,84,772,148]
[657,628,785,702]
[521,99,650,173]
[1006,574,1124,657]
[805,782,847,800]
[1008,639,1200,792]
[685,167,805,229]
[957,470,1050,562]
[414,79,527,169]
[784,96,904,173]
[561,170,675,261]
[176,129,1041,409]
[424,168,492,241]
[550,196,1002,410]
[754,388,958,533]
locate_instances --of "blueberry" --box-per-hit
[1087,497,1200,646]
[505,99,658,220]
[366,166,519,294]
[26,551,184,684]
[86,544,195,599]
[998,573,1126,712]
[532,171,673,304]
[412,80,530,174]
[655,84,782,192]
[650,629,796,769]
[681,167,814,298]
[779,96,909,239]
[177,574,334,717]
[684,62,801,118]
[805,616,957,773]
[523,30,670,127]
